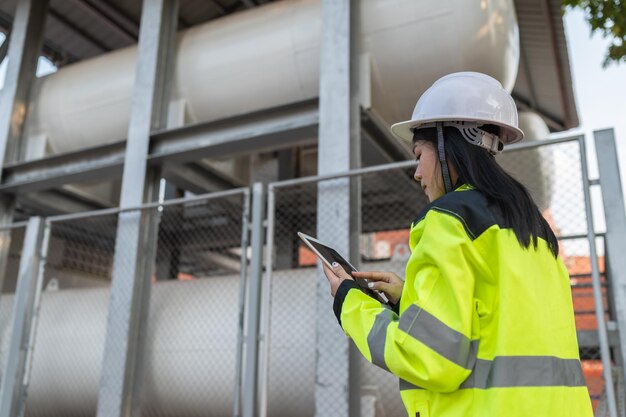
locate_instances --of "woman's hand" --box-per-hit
[322,262,353,297]
[352,271,404,305]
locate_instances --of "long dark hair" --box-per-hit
[414,126,559,257]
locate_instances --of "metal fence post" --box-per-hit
[233,188,252,417]
[594,128,626,389]
[96,1,178,416]
[579,136,618,417]
[0,217,45,417]
[0,0,49,302]
[242,182,266,417]
[317,0,361,416]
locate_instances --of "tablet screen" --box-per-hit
[297,232,388,304]
[303,236,356,274]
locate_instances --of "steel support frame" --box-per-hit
[594,128,626,390]
[95,1,178,416]
[241,182,265,417]
[0,100,320,194]
[0,217,45,417]
[0,102,405,199]
[0,0,48,168]
[316,1,361,416]
[0,0,48,322]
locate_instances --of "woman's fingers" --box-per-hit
[330,262,353,280]
[325,263,356,297]
[352,271,402,284]
[352,271,403,304]
[366,280,391,292]
[322,262,338,279]
[352,270,388,282]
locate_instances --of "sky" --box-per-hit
[559,8,626,173]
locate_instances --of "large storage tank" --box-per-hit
[24,0,520,156]
[0,265,408,417]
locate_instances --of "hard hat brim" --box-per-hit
[390,117,524,147]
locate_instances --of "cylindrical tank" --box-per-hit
[0,265,406,417]
[25,0,520,155]
[497,111,552,210]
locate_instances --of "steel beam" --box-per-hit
[242,182,265,417]
[149,100,319,163]
[0,0,48,328]
[80,0,140,39]
[162,162,237,194]
[594,128,626,387]
[47,8,110,53]
[96,1,178,417]
[0,142,125,193]
[0,101,319,194]
[72,0,137,43]
[0,0,48,171]
[0,217,45,417]
[0,100,410,197]
[315,1,361,417]
[18,189,107,215]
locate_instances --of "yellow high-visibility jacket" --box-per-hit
[333,185,593,416]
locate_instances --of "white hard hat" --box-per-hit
[390,72,524,150]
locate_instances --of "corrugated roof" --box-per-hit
[513,0,579,130]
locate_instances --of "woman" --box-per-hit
[323,72,593,416]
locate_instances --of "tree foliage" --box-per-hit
[563,0,626,67]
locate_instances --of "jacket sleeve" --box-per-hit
[337,209,480,393]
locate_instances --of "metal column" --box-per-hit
[0,0,48,292]
[96,1,178,416]
[0,217,45,417]
[594,128,626,388]
[0,0,47,166]
[316,1,361,416]
[0,34,10,64]
[579,136,618,417]
[242,182,265,417]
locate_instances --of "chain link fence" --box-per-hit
[262,162,427,417]
[140,190,249,417]
[25,211,117,417]
[501,138,615,413]
[0,222,27,393]
[20,189,249,417]
[263,136,617,416]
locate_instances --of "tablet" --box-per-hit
[297,232,389,304]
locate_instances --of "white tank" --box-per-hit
[497,111,552,210]
[0,263,407,417]
[24,0,520,155]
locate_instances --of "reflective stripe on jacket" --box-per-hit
[334,185,593,416]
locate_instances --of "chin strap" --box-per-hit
[437,122,453,193]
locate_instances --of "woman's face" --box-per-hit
[413,140,445,202]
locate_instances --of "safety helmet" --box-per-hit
[390,71,524,154]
